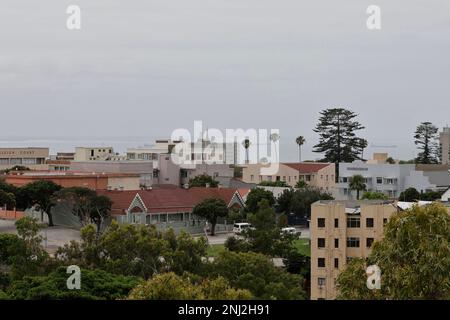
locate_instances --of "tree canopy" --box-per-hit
[414,122,439,164]
[313,108,367,180]
[192,198,229,236]
[188,174,219,188]
[245,188,276,213]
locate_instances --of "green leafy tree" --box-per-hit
[349,175,366,200]
[361,191,388,200]
[276,187,333,218]
[20,180,61,226]
[398,187,420,202]
[188,174,219,188]
[295,180,308,189]
[127,272,252,300]
[0,190,16,209]
[52,187,110,230]
[227,200,296,258]
[56,222,207,279]
[7,267,140,300]
[258,180,289,187]
[385,157,396,164]
[245,188,275,213]
[209,251,306,300]
[9,217,50,279]
[414,122,439,164]
[336,258,381,300]
[89,195,112,233]
[192,198,228,236]
[313,108,367,181]
[337,203,450,299]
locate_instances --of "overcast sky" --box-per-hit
[1,0,450,161]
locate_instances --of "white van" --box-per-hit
[281,227,301,238]
[233,223,252,234]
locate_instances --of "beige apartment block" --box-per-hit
[0,148,49,171]
[74,147,120,161]
[310,200,398,300]
[440,127,450,165]
[242,162,335,191]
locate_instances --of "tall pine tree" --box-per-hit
[313,108,367,181]
[414,122,439,164]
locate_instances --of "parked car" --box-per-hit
[281,227,301,238]
[233,222,252,234]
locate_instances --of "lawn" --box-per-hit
[206,244,226,257]
[206,238,310,257]
[293,238,311,257]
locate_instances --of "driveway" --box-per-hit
[199,227,310,245]
[0,219,81,254]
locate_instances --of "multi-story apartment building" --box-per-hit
[74,147,124,161]
[337,162,437,199]
[0,148,49,171]
[242,162,335,191]
[439,127,450,165]
[310,200,398,300]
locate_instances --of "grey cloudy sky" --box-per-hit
[1,0,450,161]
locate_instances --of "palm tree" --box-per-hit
[243,138,251,164]
[295,136,306,162]
[270,133,280,163]
[349,174,366,200]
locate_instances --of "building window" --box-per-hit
[347,237,360,248]
[366,238,374,248]
[334,258,339,269]
[334,238,339,248]
[376,177,382,184]
[318,238,326,248]
[305,175,311,182]
[276,176,281,181]
[366,218,374,228]
[318,218,325,228]
[334,218,339,228]
[383,218,388,225]
[318,277,326,287]
[250,175,254,181]
[318,258,325,268]
[347,217,361,228]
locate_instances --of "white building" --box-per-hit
[337,161,436,200]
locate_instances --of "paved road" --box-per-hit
[0,219,81,253]
[201,227,310,245]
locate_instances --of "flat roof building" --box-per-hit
[0,148,49,171]
[4,171,140,191]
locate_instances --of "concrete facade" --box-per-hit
[0,148,49,171]
[310,200,398,300]
[4,171,140,191]
[242,162,335,191]
[337,162,437,200]
[70,160,154,187]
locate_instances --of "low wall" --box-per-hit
[0,209,25,220]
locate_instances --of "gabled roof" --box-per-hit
[283,162,332,173]
[99,187,244,215]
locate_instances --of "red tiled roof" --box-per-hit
[283,162,331,173]
[98,187,242,215]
